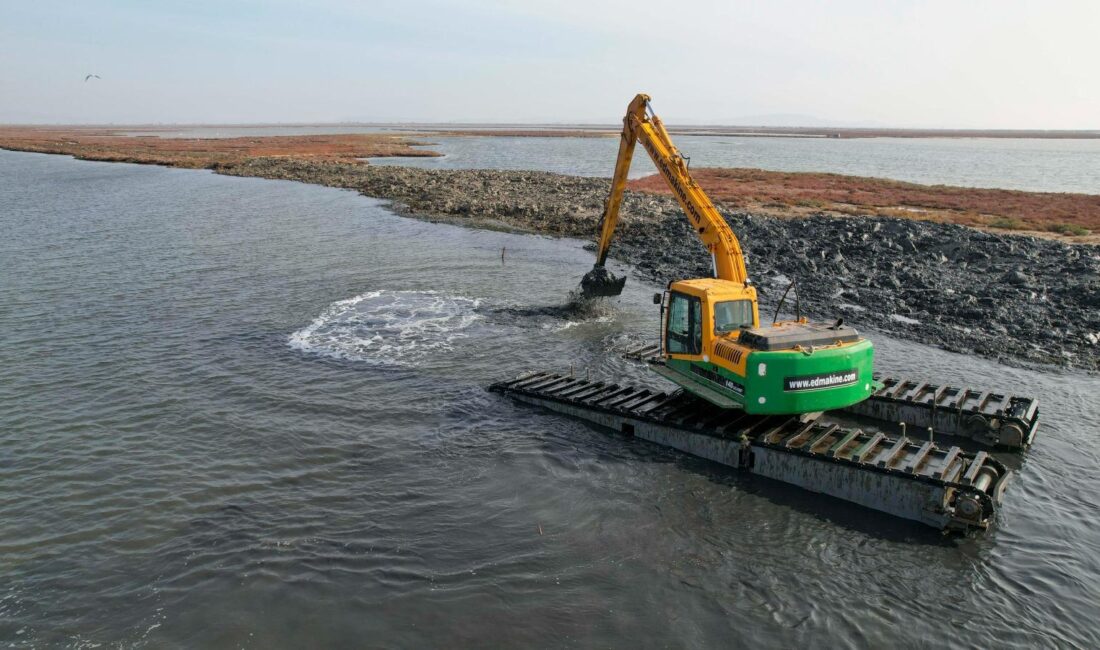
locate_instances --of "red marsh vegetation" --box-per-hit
[628,168,1099,239]
[0,127,438,168]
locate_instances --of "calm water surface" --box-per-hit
[2,150,1099,647]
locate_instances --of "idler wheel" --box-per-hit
[956,493,984,521]
[965,414,990,434]
[998,422,1026,448]
[955,465,999,523]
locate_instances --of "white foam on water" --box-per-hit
[289,290,482,365]
[545,314,615,332]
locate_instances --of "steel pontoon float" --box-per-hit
[490,371,1014,532]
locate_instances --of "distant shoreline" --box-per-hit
[2,123,1098,140]
[0,126,1095,242]
[410,125,1100,140]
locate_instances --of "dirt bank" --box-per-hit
[219,158,1100,371]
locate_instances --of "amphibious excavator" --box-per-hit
[580,93,873,415]
[490,94,1039,533]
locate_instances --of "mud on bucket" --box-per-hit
[579,266,627,298]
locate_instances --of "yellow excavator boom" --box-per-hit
[589,93,748,286]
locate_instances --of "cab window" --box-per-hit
[714,300,754,333]
[667,292,702,355]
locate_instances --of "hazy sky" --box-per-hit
[2,0,1097,128]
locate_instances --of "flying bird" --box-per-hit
[84,74,100,82]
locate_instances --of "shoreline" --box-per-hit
[0,126,1095,243]
[0,126,437,168]
[1,145,1097,371]
[213,158,1098,372]
[6,122,1100,139]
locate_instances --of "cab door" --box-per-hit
[664,291,702,357]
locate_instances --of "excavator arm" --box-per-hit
[582,93,749,297]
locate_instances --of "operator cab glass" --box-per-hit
[667,292,702,354]
[714,299,754,334]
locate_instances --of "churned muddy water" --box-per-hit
[2,150,1099,648]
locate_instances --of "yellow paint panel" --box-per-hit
[710,338,749,376]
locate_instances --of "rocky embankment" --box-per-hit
[220,158,1100,371]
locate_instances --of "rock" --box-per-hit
[1004,270,1032,286]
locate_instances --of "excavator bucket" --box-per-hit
[580,265,627,298]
